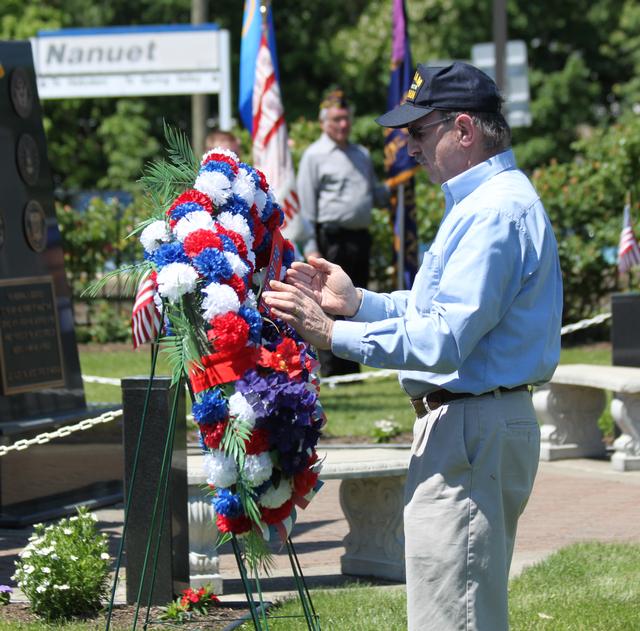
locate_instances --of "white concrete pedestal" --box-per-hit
[533,384,607,461]
[610,394,640,471]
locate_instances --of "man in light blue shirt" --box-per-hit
[264,62,562,630]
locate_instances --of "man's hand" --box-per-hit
[262,281,334,350]
[285,256,362,317]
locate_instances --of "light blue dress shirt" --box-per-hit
[331,149,563,398]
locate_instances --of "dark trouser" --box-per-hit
[316,224,371,377]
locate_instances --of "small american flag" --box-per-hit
[131,270,161,348]
[618,202,640,274]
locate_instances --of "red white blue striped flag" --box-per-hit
[131,270,161,348]
[618,202,640,274]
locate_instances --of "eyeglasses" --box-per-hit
[407,115,455,141]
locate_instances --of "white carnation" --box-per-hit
[201,147,239,163]
[224,252,249,278]
[204,449,238,488]
[228,392,257,427]
[36,585,47,593]
[244,453,273,487]
[259,479,292,508]
[244,289,258,310]
[245,249,256,269]
[201,282,240,319]
[254,188,267,215]
[156,263,199,302]
[216,212,253,250]
[232,168,257,205]
[194,170,232,206]
[140,220,170,253]
[173,211,214,242]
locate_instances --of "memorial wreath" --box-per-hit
[95,127,325,567]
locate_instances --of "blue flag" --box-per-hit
[384,0,420,289]
[239,0,279,133]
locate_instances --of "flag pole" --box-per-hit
[396,184,406,289]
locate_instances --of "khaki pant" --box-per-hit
[404,389,540,631]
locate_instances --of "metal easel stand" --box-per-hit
[230,534,321,630]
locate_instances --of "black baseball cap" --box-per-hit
[376,61,502,128]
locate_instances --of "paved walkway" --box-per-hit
[1,457,639,604]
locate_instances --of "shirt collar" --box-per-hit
[441,148,516,214]
[318,132,349,152]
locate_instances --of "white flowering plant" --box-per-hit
[12,507,110,620]
[372,419,402,443]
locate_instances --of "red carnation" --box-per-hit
[245,428,270,455]
[266,208,283,232]
[260,499,293,525]
[294,467,320,498]
[225,274,247,302]
[202,152,239,174]
[216,226,249,260]
[200,421,227,449]
[250,205,267,250]
[254,168,269,192]
[167,189,213,217]
[183,229,223,257]
[207,312,250,352]
[216,513,252,534]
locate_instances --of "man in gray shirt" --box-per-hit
[297,88,388,376]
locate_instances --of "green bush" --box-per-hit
[12,507,110,620]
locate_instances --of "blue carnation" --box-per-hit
[193,389,228,424]
[212,488,243,517]
[170,201,205,223]
[201,160,235,180]
[239,306,262,344]
[221,194,251,219]
[261,195,274,222]
[283,244,295,269]
[193,248,233,282]
[217,234,238,256]
[151,242,190,268]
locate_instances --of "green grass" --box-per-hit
[78,342,614,438]
[236,542,640,631]
[509,542,640,630]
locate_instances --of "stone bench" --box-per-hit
[186,445,411,591]
[533,363,640,471]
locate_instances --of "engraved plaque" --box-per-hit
[0,276,65,395]
[16,133,40,187]
[23,200,48,253]
[10,67,34,119]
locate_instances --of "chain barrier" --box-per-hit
[0,409,123,457]
[560,312,611,336]
[4,312,609,457]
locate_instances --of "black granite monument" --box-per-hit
[0,41,122,526]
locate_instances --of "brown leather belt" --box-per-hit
[410,385,531,417]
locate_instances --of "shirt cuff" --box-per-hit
[331,320,367,362]
[347,289,384,322]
